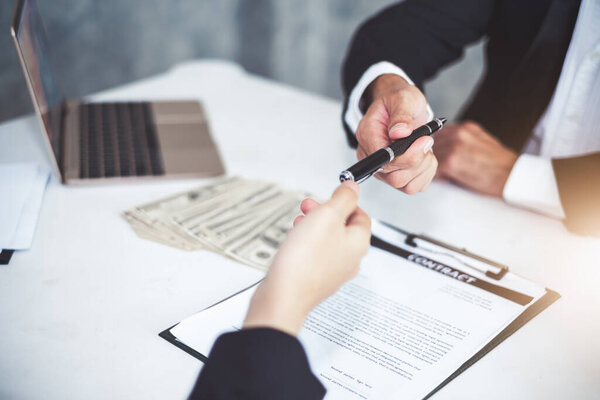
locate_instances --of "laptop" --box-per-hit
[10,0,225,184]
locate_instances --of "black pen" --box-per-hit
[339,117,447,183]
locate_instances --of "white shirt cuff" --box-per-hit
[503,154,565,219]
[344,61,435,133]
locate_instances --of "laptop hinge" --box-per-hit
[61,100,81,182]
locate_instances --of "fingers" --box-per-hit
[431,121,518,196]
[356,146,368,161]
[359,124,433,182]
[295,198,322,227]
[346,207,371,232]
[293,215,303,227]
[403,156,438,194]
[382,135,434,172]
[461,121,499,145]
[355,84,430,185]
[356,86,429,156]
[376,151,436,192]
[297,182,359,227]
[346,207,372,259]
[325,181,360,219]
[434,123,480,182]
[300,198,320,215]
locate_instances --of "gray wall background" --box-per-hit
[0,0,484,123]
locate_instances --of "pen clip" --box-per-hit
[356,168,384,184]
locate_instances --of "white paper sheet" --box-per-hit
[0,163,50,250]
[170,220,548,399]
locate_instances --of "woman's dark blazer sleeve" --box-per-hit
[188,328,326,400]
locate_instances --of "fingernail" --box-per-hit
[390,123,410,138]
[342,180,360,195]
[423,138,434,154]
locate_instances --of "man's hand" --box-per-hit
[356,74,437,194]
[434,121,519,197]
[244,181,371,336]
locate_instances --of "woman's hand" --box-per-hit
[243,181,371,336]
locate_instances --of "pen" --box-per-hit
[339,117,447,183]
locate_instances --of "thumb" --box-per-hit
[386,94,427,140]
[326,181,360,220]
[347,207,371,235]
[347,207,372,257]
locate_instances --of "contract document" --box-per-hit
[164,220,557,399]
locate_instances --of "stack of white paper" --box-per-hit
[168,220,549,399]
[0,163,50,251]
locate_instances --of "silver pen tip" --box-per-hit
[439,117,447,124]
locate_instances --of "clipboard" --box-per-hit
[160,222,560,398]
[366,223,560,399]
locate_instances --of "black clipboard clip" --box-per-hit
[379,222,509,281]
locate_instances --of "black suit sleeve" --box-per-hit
[553,153,600,236]
[188,328,326,400]
[341,0,494,145]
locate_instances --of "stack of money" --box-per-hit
[123,177,311,270]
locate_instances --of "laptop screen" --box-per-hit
[12,0,65,162]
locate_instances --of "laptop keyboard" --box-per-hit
[78,102,165,178]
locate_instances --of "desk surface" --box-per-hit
[0,60,598,399]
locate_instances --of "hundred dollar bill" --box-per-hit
[131,176,243,223]
[123,209,203,250]
[123,177,315,270]
[224,194,307,270]
[178,189,294,251]
[127,218,193,251]
[124,176,249,250]
[171,182,280,237]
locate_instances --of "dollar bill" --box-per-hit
[224,193,308,270]
[132,176,243,224]
[180,190,294,251]
[122,177,314,271]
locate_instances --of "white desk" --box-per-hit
[0,60,598,399]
